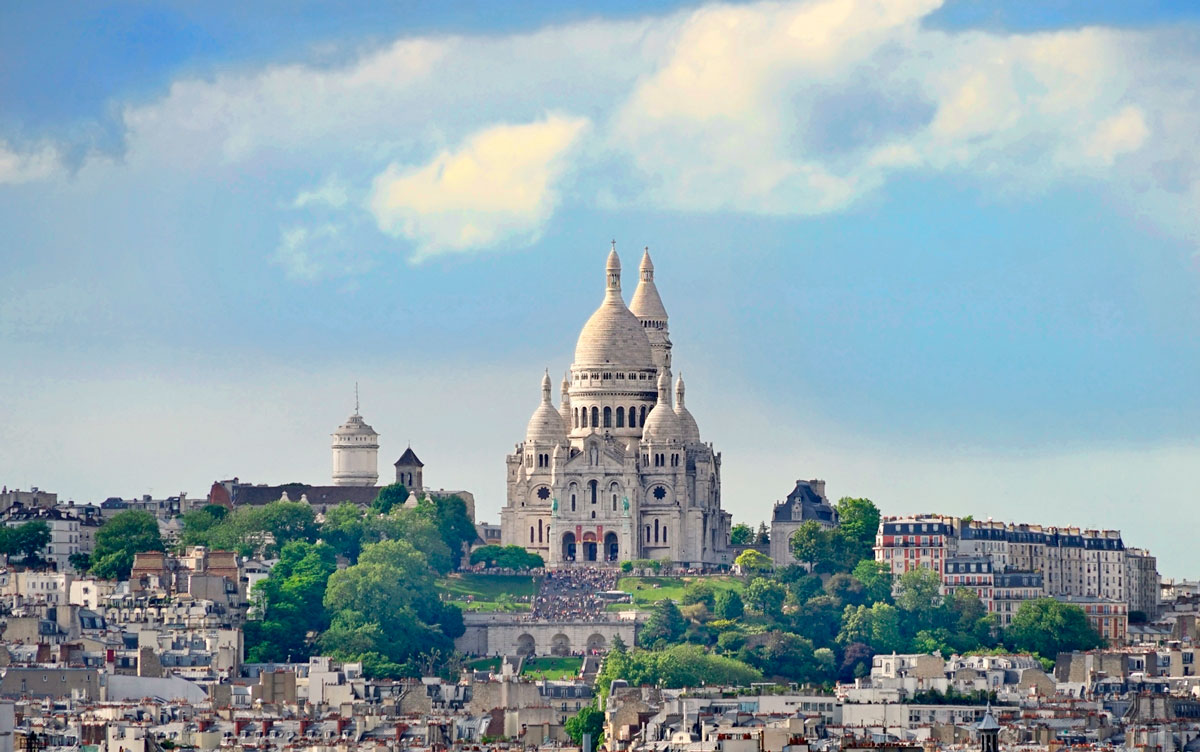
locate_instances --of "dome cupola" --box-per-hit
[642,369,681,443]
[573,244,655,370]
[526,370,568,444]
[674,373,700,443]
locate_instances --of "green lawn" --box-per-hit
[522,656,583,680]
[616,575,744,608]
[466,656,503,672]
[439,573,541,612]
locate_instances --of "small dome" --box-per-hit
[642,370,681,442]
[526,371,567,444]
[574,249,655,369]
[332,413,378,443]
[674,374,700,443]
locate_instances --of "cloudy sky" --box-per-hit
[2,0,1199,573]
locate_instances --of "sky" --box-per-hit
[1,0,1199,574]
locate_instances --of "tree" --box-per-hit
[431,494,477,568]
[247,500,318,552]
[641,599,687,647]
[789,521,833,571]
[595,644,762,698]
[734,548,773,574]
[3,522,53,565]
[245,541,337,662]
[755,523,770,545]
[1006,599,1103,658]
[714,589,745,620]
[825,573,866,607]
[745,577,786,618]
[681,581,716,609]
[469,544,544,570]
[834,497,880,561]
[894,567,943,614]
[838,602,905,653]
[371,483,409,515]
[68,552,91,571]
[565,706,605,747]
[851,559,893,603]
[839,642,874,681]
[90,511,164,580]
[730,524,754,546]
[741,631,818,682]
[321,502,369,562]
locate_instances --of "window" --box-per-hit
[537,487,551,500]
[604,406,612,428]
[628,405,637,428]
[591,407,599,427]
[653,486,667,500]
[616,407,624,428]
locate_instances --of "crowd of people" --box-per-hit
[531,567,617,621]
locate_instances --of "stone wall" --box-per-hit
[455,617,636,656]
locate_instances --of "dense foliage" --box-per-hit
[596,642,763,698]
[469,544,545,570]
[90,511,165,579]
[565,706,605,746]
[0,521,52,566]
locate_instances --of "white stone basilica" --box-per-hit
[501,247,732,567]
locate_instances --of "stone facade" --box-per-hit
[455,613,635,657]
[769,479,838,567]
[501,248,731,567]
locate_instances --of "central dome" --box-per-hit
[573,249,655,370]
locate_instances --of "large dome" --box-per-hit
[642,370,681,442]
[573,249,655,369]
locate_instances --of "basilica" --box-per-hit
[500,247,732,567]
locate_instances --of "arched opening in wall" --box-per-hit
[582,532,598,562]
[538,519,544,543]
[589,480,598,505]
[604,406,612,428]
[581,408,588,428]
[530,527,534,544]
[551,633,571,656]
[562,532,576,561]
[517,633,536,655]
[591,406,599,428]
[605,532,618,562]
[641,406,647,425]
[645,525,651,542]
[628,405,637,428]
[586,633,607,653]
[573,408,578,428]
[616,407,624,428]
[654,518,660,543]
[571,494,577,512]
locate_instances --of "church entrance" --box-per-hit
[605,532,619,561]
[562,532,576,562]
[582,532,598,562]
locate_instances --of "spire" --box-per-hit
[560,372,570,400]
[640,247,654,281]
[354,382,360,415]
[656,369,671,405]
[675,373,686,406]
[606,242,622,295]
[541,369,553,403]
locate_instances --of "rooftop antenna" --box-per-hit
[355,382,360,415]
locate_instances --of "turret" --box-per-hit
[331,387,379,487]
[674,373,700,443]
[630,248,672,370]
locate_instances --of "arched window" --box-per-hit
[654,518,660,543]
[591,406,599,428]
[581,408,588,428]
[530,527,535,543]
[612,494,618,511]
[538,519,543,543]
[646,525,651,542]
[640,406,647,425]
[604,406,612,428]
[571,495,576,512]
[616,407,624,428]
[630,405,638,428]
[663,527,668,544]
[591,511,596,519]
[573,408,579,428]
[589,480,598,505]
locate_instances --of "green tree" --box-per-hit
[1006,599,1103,658]
[734,548,773,574]
[894,567,943,614]
[740,631,818,682]
[756,523,770,545]
[641,599,687,647]
[371,483,409,515]
[68,552,91,571]
[789,521,833,571]
[565,706,605,747]
[321,502,369,562]
[834,497,881,562]
[714,589,745,620]
[247,500,318,552]
[681,581,716,609]
[431,494,477,568]
[90,511,164,580]
[838,602,905,653]
[244,541,337,662]
[469,544,544,570]
[745,577,786,618]
[851,559,893,603]
[730,524,754,546]
[8,522,53,565]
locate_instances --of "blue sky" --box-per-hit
[2,0,1199,573]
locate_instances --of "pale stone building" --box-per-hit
[501,248,731,567]
[769,479,838,567]
[330,394,379,487]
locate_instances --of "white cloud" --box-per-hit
[0,141,62,184]
[292,177,350,209]
[367,115,589,260]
